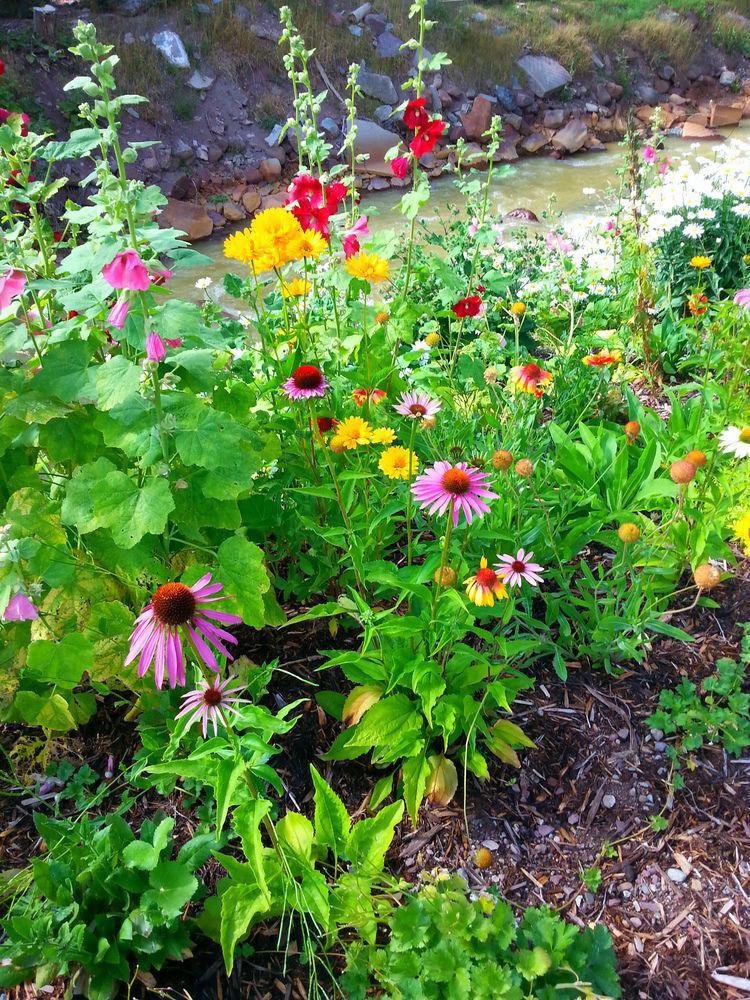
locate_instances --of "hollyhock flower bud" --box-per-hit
[102,249,151,291]
[0,268,26,311]
[693,563,721,590]
[3,592,39,621]
[107,295,131,330]
[425,332,440,347]
[670,459,696,484]
[391,155,410,179]
[145,332,167,362]
[0,108,29,136]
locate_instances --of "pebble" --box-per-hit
[617,728,629,740]
[567,812,579,825]
[667,868,688,884]
[602,794,616,809]
[482,839,499,851]
[654,741,667,752]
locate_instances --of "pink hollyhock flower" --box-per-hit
[411,460,498,526]
[734,288,750,307]
[468,218,480,238]
[145,332,167,362]
[546,232,572,254]
[282,364,329,400]
[391,156,410,179]
[165,338,182,348]
[394,390,441,420]
[175,674,249,738]
[102,250,152,291]
[125,573,242,688]
[495,548,545,588]
[0,268,26,311]
[643,146,657,164]
[107,295,131,330]
[3,592,39,621]
[343,215,370,259]
[658,159,670,175]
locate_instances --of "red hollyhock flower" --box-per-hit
[391,155,410,179]
[410,119,445,158]
[403,98,429,130]
[310,416,337,433]
[452,295,483,318]
[0,109,29,137]
[53,231,63,243]
[0,59,5,76]
[67,311,79,320]
[286,173,349,240]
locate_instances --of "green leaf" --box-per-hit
[95,356,142,411]
[24,633,94,689]
[214,757,246,834]
[216,535,273,627]
[142,860,197,919]
[28,341,95,403]
[14,691,76,730]
[310,765,350,857]
[276,811,314,858]
[401,754,431,826]
[516,946,552,981]
[220,883,269,975]
[346,801,403,873]
[122,840,159,871]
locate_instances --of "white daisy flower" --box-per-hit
[194,277,213,290]
[683,223,704,239]
[719,425,750,459]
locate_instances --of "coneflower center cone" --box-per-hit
[151,583,196,626]
[202,687,223,707]
[740,427,750,443]
[441,468,471,495]
[409,403,427,416]
[511,560,526,573]
[292,365,323,389]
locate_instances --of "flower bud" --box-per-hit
[693,563,721,590]
[491,449,513,471]
[624,420,640,443]
[426,755,458,806]
[685,449,707,468]
[473,847,493,869]
[510,301,526,316]
[670,459,696,484]
[483,366,499,385]
[515,458,534,478]
[375,311,389,325]
[618,523,641,543]
[434,565,457,587]
[425,331,440,347]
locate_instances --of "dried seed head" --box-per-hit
[514,458,534,478]
[491,449,513,471]
[685,449,707,468]
[433,565,457,587]
[693,563,721,590]
[618,523,641,544]
[483,366,499,385]
[670,459,697,484]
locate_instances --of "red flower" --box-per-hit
[391,155,410,179]
[311,416,337,433]
[53,231,63,243]
[403,98,429,130]
[0,109,29,137]
[286,173,349,240]
[352,387,386,407]
[452,295,483,318]
[0,59,5,76]
[410,119,445,158]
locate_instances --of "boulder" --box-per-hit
[260,191,287,211]
[516,55,572,98]
[719,68,737,87]
[241,187,261,213]
[551,119,588,153]
[222,201,246,222]
[160,171,191,200]
[348,118,400,176]
[374,104,393,123]
[543,108,566,128]
[357,68,398,105]
[493,138,519,162]
[520,132,548,154]
[152,30,190,69]
[460,94,494,141]
[635,83,659,104]
[495,86,518,112]
[259,157,282,181]
[514,89,535,109]
[320,117,339,137]
[605,81,624,99]
[681,121,720,140]
[709,101,743,127]
[504,207,540,222]
[158,199,213,241]
[376,31,403,58]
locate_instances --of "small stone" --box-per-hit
[222,201,245,221]
[241,187,261,213]
[720,68,737,86]
[602,794,616,809]
[568,812,579,825]
[348,24,363,37]
[152,30,190,69]
[482,839,499,851]
[667,868,688,884]
[654,741,667,752]
[265,123,284,147]
[374,104,393,123]
[650,729,664,741]
[259,157,282,181]
[357,68,398,105]
[617,728,629,740]
[188,70,215,91]
[543,108,566,128]
[376,30,403,58]
[320,117,339,137]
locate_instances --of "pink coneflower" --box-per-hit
[3,592,39,621]
[495,548,545,588]
[411,461,498,526]
[394,390,441,420]
[125,574,241,689]
[734,288,750,307]
[175,674,249,738]
[282,364,329,400]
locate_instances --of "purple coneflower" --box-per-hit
[125,573,241,689]
[411,461,497,527]
[495,549,545,588]
[282,364,329,400]
[175,674,249,738]
[394,390,441,421]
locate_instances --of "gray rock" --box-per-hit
[123,32,135,44]
[357,68,398,105]
[482,839,499,850]
[516,54,572,97]
[320,116,339,137]
[635,82,660,104]
[514,89,534,109]
[374,104,393,123]
[667,868,687,884]
[348,24,363,37]
[346,117,400,176]
[265,123,284,147]
[495,86,518,112]
[428,85,442,113]
[233,3,251,24]
[585,102,599,113]
[659,64,675,81]
[376,30,403,58]
[543,108,566,128]
[602,794,616,809]
[364,12,387,33]
[472,10,488,21]
[161,170,191,199]
[195,2,211,11]
[551,118,588,153]
[152,30,190,69]
[188,70,215,90]
[172,139,195,163]
[114,0,152,12]
[719,68,737,86]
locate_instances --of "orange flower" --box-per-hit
[582,350,622,367]
[508,362,553,397]
[352,387,386,407]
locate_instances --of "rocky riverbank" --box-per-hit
[8,1,750,240]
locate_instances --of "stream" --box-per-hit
[169,123,750,304]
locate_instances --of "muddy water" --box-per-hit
[170,124,750,303]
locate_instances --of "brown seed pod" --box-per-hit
[515,458,534,478]
[434,566,457,587]
[618,522,641,543]
[685,449,707,468]
[670,459,697,484]
[491,449,513,471]
[422,416,437,430]
[693,563,721,590]
[483,366,499,385]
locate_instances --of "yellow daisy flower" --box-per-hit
[224,228,259,267]
[331,416,373,450]
[735,513,750,554]
[371,427,396,445]
[464,556,508,607]
[281,278,311,298]
[379,446,418,479]
[298,228,327,259]
[690,255,712,269]
[346,252,390,284]
[248,207,305,270]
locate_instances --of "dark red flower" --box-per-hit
[476,284,486,293]
[286,173,349,240]
[452,295,483,318]
[67,311,78,320]
[0,108,29,137]
[53,231,63,243]
[311,416,337,433]
[404,98,429,130]
[0,59,5,76]
[391,155,410,179]
[410,119,445,158]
